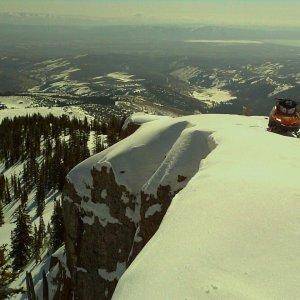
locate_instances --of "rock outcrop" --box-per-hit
[35,247,72,300]
[60,114,216,299]
[63,166,137,299]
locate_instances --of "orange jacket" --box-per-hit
[269,106,300,127]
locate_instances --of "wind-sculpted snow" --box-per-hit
[64,113,299,299]
[64,113,219,299]
[122,112,170,130]
[113,114,300,300]
[67,115,190,196]
[142,127,216,196]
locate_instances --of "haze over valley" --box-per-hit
[0,2,299,299]
[0,22,299,119]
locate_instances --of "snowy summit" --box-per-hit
[89,113,300,300]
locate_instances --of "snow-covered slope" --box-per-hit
[110,114,300,299]
[0,103,93,246]
[0,103,94,297]
[2,107,91,124]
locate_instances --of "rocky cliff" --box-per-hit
[60,113,216,299]
[35,113,300,299]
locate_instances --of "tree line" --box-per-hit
[0,113,126,298]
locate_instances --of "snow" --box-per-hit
[34,58,70,71]
[35,246,70,300]
[16,253,52,300]
[0,186,60,297]
[268,84,294,97]
[142,128,216,196]
[0,156,60,251]
[107,72,134,83]
[111,114,300,300]
[74,54,88,59]
[0,106,89,123]
[133,230,142,243]
[101,189,108,199]
[170,66,201,82]
[98,262,127,282]
[122,113,170,130]
[76,267,88,273]
[0,102,93,130]
[0,96,34,109]
[193,88,236,106]
[145,204,161,218]
[29,58,93,96]
[93,76,104,80]
[125,207,139,223]
[0,105,93,297]
[120,193,129,204]
[81,201,120,227]
[87,131,96,152]
[68,118,190,196]
[93,81,105,85]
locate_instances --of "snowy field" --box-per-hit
[0,96,34,109]
[170,66,201,83]
[104,113,300,299]
[107,72,135,83]
[27,58,145,96]
[0,95,92,121]
[28,58,93,96]
[192,88,236,106]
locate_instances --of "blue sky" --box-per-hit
[0,0,299,27]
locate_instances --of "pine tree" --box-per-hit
[100,122,108,135]
[20,189,28,207]
[22,164,30,191]
[0,200,4,226]
[16,178,22,200]
[4,184,11,205]
[93,134,106,155]
[38,215,46,242]
[36,176,45,217]
[27,156,39,184]
[43,137,52,158]
[10,205,33,271]
[33,225,41,264]
[11,175,21,200]
[50,200,65,252]
[11,175,17,197]
[0,174,5,202]
[47,223,51,236]
[0,244,23,299]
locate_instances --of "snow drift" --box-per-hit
[64,113,218,298]
[111,113,300,299]
[65,113,299,299]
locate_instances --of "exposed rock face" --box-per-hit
[35,247,72,300]
[63,170,180,300]
[119,122,140,140]
[61,114,216,299]
[129,186,177,264]
[63,167,137,300]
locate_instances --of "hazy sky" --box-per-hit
[1,0,299,27]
